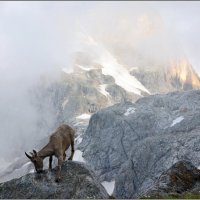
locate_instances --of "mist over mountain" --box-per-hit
[0,2,200,188]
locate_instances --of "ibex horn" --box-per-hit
[25,152,32,159]
[33,149,37,156]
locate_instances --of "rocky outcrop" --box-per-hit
[32,67,141,125]
[80,89,200,198]
[130,58,200,94]
[0,161,109,199]
[144,160,200,198]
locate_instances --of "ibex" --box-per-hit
[25,124,75,182]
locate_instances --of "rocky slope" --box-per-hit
[34,66,145,123]
[80,89,200,198]
[144,160,200,198]
[0,161,109,199]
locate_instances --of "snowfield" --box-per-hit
[80,34,150,96]
[100,52,150,95]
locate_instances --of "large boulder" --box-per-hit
[80,89,200,198]
[0,161,109,199]
[144,160,200,198]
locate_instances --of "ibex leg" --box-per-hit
[63,152,66,161]
[49,155,53,170]
[55,155,63,182]
[68,139,74,160]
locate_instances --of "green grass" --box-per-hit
[109,195,116,199]
[141,193,200,199]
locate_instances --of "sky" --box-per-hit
[148,1,200,72]
[0,1,200,73]
[0,1,200,168]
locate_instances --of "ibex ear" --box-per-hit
[33,150,37,156]
[25,152,32,160]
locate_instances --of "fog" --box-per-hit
[0,1,200,169]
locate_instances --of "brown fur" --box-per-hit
[25,124,75,182]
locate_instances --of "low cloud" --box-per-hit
[0,1,199,168]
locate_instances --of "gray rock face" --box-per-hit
[145,160,200,198]
[0,161,109,199]
[80,89,200,198]
[131,68,178,94]
[31,67,141,127]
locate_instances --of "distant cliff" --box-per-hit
[130,57,200,94]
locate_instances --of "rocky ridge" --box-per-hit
[0,161,109,199]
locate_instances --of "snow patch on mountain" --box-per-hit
[170,116,184,127]
[75,135,83,145]
[101,180,115,196]
[73,150,85,163]
[29,169,34,173]
[124,107,136,116]
[76,114,91,120]
[76,64,96,71]
[99,84,110,97]
[62,99,68,109]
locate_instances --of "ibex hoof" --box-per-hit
[55,177,61,182]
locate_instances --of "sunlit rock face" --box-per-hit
[130,57,200,94]
[168,57,200,90]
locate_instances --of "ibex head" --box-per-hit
[25,150,43,173]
